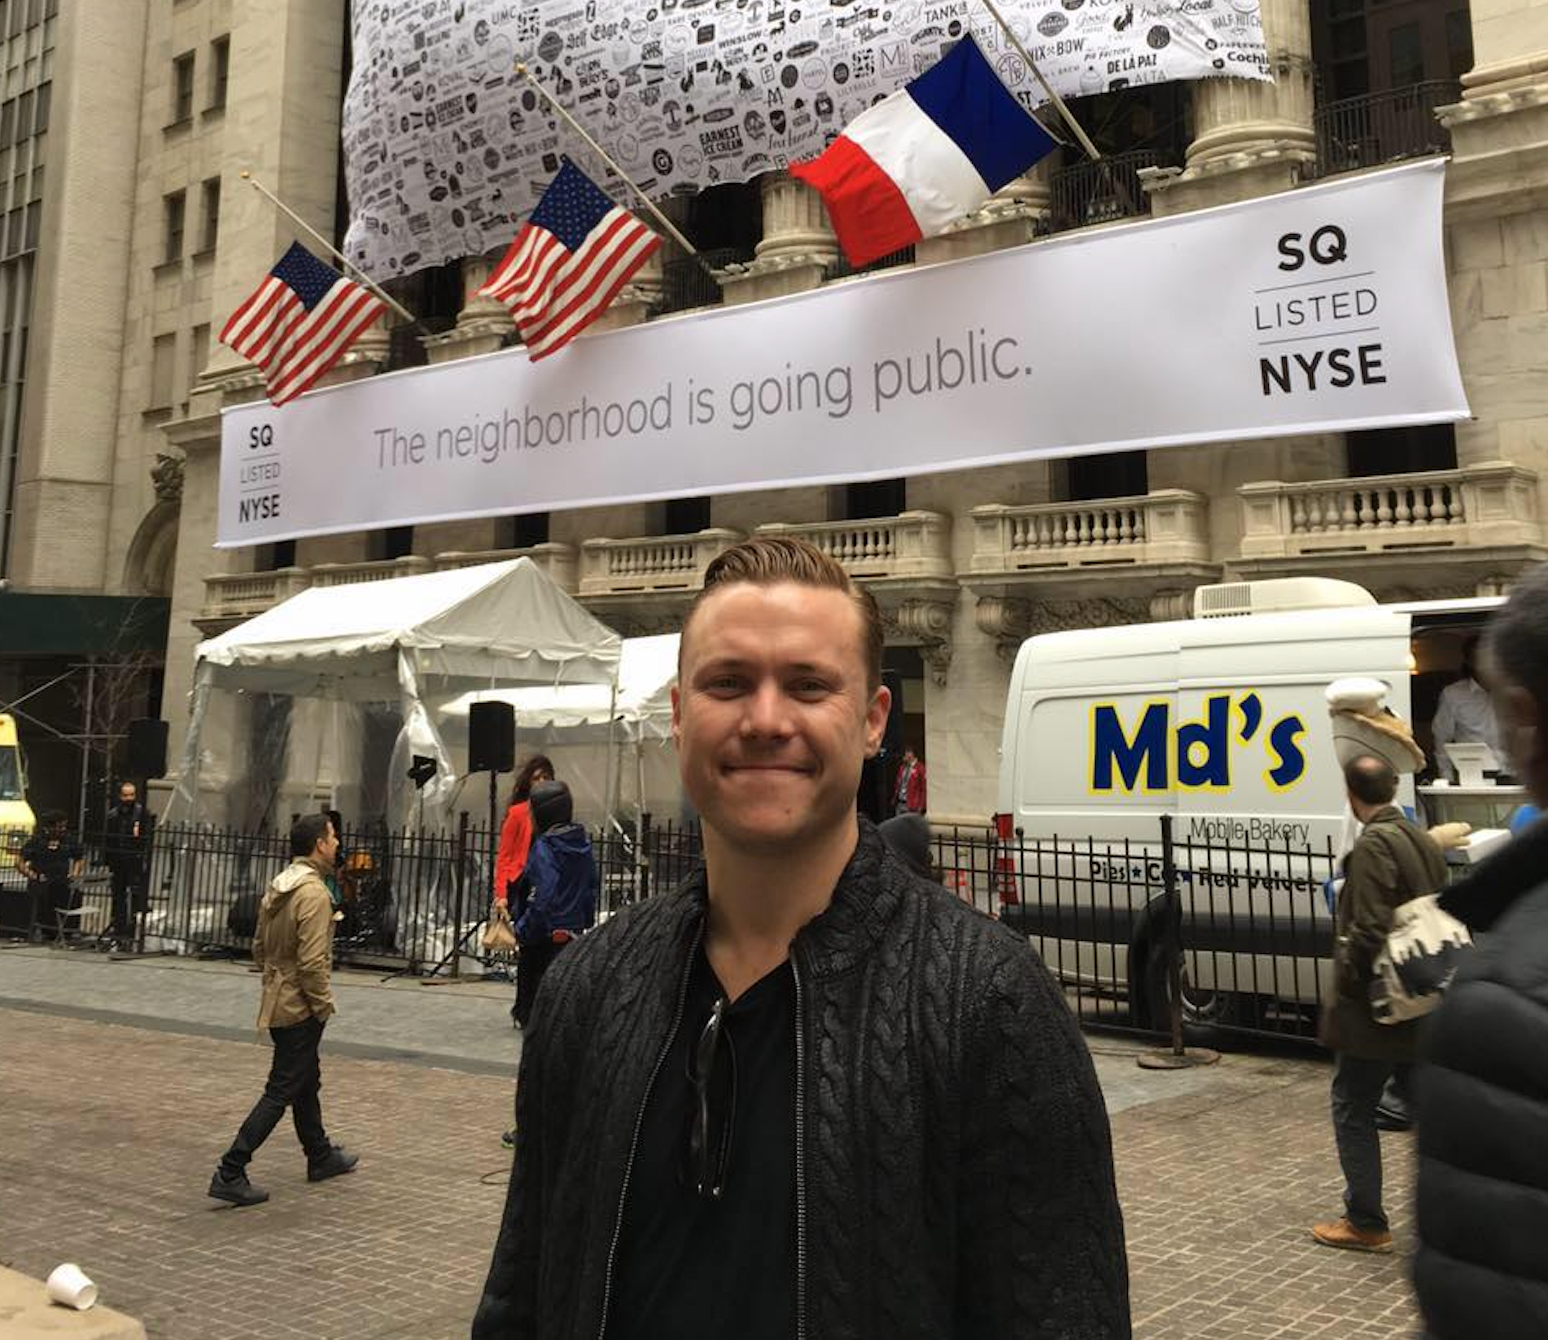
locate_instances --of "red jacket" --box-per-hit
[895,758,927,813]
[494,801,535,905]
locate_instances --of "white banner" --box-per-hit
[342,0,1269,279]
[222,162,1467,548]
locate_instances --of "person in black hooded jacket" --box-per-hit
[473,536,1129,1340]
[1415,561,1548,1338]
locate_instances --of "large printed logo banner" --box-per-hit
[343,0,1269,279]
[223,162,1466,549]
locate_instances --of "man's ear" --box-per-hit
[864,683,892,758]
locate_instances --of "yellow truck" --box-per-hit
[0,712,35,851]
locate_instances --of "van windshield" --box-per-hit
[0,748,22,801]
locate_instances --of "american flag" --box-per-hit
[219,241,388,406]
[481,161,660,361]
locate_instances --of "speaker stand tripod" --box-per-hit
[421,769,499,984]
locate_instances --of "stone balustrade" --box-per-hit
[308,556,432,588]
[578,528,743,596]
[1239,463,1540,557]
[199,567,311,621]
[753,511,953,580]
[970,491,1211,573]
[433,543,579,591]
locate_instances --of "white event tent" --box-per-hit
[440,633,683,827]
[172,558,623,829]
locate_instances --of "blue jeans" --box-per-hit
[1330,1053,1396,1231]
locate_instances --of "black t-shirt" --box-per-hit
[21,834,82,886]
[607,942,797,1340]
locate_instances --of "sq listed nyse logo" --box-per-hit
[237,423,282,524]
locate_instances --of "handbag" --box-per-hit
[1369,893,1473,1024]
[481,901,517,954]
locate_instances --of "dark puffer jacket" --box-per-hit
[1416,818,1548,1338]
[473,820,1130,1339]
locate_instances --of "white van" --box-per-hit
[994,578,1505,1030]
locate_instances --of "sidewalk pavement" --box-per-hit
[0,944,1422,1338]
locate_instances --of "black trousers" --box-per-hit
[221,1015,331,1175]
[512,939,560,1028]
[1331,1052,1396,1232]
[108,865,143,939]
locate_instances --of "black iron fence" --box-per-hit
[1311,81,1459,179]
[937,817,1339,1044]
[5,812,1349,1045]
[0,816,706,975]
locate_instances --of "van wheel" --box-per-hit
[1140,940,1241,1033]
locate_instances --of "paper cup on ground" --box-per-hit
[45,1263,98,1310]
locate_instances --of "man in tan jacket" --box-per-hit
[209,813,358,1207]
[1313,754,1447,1253]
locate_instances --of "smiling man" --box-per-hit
[473,536,1129,1340]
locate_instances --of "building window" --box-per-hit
[844,479,907,519]
[209,36,229,111]
[172,52,195,124]
[260,540,296,571]
[149,333,176,409]
[13,89,30,144]
[199,176,220,252]
[373,526,414,560]
[507,511,550,549]
[1345,424,1457,477]
[1063,451,1149,502]
[31,81,47,134]
[660,496,711,534]
[163,190,185,263]
[1444,8,1474,79]
[188,323,209,397]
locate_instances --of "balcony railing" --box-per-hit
[825,245,917,281]
[309,556,431,588]
[434,542,579,591]
[1048,151,1160,234]
[753,512,953,580]
[579,529,744,596]
[971,491,1211,573]
[1311,81,1459,179]
[200,568,312,622]
[659,247,747,316]
[1239,463,1540,558]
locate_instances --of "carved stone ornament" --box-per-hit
[152,453,185,504]
[882,598,955,686]
[1022,597,1151,637]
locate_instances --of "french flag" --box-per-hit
[791,36,1059,269]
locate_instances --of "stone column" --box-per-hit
[1435,0,1548,512]
[423,253,511,362]
[1144,0,1316,216]
[916,155,1056,265]
[719,171,838,305]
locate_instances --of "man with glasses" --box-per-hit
[474,536,1128,1339]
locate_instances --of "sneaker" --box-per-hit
[307,1146,359,1182]
[501,1129,516,1149]
[1311,1217,1393,1253]
[208,1170,269,1207]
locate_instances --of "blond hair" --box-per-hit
[681,536,884,690]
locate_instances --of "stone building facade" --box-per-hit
[10,0,1547,825]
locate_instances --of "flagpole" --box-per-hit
[513,62,703,260]
[238,170,418,327]
[974,0,1105,165]
[972,0,1141,217]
